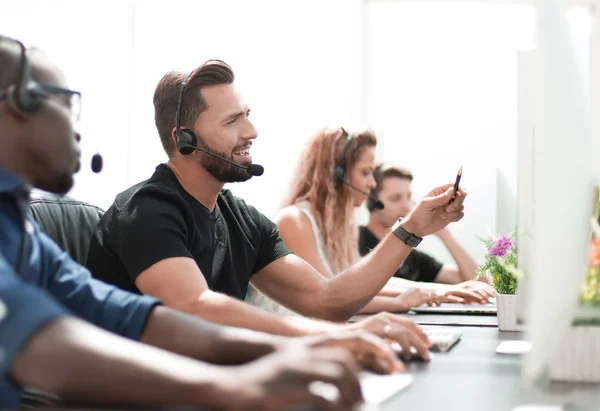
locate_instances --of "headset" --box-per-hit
[0,39,47,115]
[0,38,100,172]
[333,128,384,210]
[175,69,198,155]
[0,38,81,121]
[332,127,354,182]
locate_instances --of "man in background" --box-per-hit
[361,163,494,299]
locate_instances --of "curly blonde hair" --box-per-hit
[281,127,377,273]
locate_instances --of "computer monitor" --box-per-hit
[515,48,537,331]
[519,0,594,384]
[495,168,518,239]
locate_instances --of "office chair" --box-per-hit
[29,190,105,266]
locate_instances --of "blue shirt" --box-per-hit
[0,167,160,407]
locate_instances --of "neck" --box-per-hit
[167,158,223,211]
[366,216,392,240]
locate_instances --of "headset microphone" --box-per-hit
[183,143,264,177]
[91,154,103,173]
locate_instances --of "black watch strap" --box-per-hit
[391,219,422,248]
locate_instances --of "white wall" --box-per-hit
[363,1,535,263]
[1,0,592,265]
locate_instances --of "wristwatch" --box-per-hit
[391,218,422,248]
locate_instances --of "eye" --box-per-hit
[226,117,237,125]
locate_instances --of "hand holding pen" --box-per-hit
[449,166,463,204]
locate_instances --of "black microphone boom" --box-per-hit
[186,144,264,177]
[340,180,384,210]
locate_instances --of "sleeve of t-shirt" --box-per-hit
[411,249,444,283]
[38,229,161,340]
[111,190,194,282]
[245,203,292,274]
[0,256,68,391]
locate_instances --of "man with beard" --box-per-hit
[87,60,467,357]
[0,36,405,410]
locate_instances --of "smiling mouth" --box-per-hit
[233,149,249,156]
[232,146,250,156]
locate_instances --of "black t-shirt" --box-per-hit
[358,226,443,283]
[86,164,291,300]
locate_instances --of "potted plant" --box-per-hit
[476,234,523,331]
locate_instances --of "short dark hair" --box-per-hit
[371,162,413,199]
[153,60,235,156]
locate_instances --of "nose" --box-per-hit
[243,117,258,142]
[366,174,376,190]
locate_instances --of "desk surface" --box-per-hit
[381,326,600,411]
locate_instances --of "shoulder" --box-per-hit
[275,205,313,237]
[94,170,191,244]
[113,169,187,221]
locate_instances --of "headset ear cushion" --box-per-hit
[4,85,29,118]
[177,128,197,155]
[333,164,345,181]
[6,83,45,116]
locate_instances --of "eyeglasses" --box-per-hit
[0,84,81,124]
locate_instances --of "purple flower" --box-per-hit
[489,235,513,257]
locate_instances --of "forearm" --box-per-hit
[11,317,229,408]
[358,296,408,314]
[179,290,340,338]
[140,305,287,364]
[379,283,406,296]
[438,231,478,281]
[324,233,412,320]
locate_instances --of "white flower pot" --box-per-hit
[496,293,525,332]
[549,326,600,382]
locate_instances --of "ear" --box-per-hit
[171,127,178,147]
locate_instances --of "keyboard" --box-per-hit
[391,327,463,359]
[424,327,463,352]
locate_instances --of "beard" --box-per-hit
[38,172,74,195]
[195,135,253,183]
